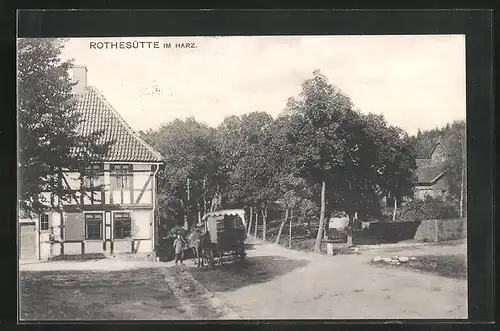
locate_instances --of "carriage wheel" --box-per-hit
[207,248,215,268]
[240,248,246,260]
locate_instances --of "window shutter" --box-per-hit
[64,212,85,241]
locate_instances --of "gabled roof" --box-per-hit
[75,87,164,163]
[414,164,446,185]
[413,140,449,184]
[416,158,431,168]
[428,140,449,158]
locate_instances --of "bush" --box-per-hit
[356,221,421,243]
[164,225,188,239]
[156,225,188,262]
[400,196,459,222]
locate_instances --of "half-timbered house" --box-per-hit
[20,65,164,261]
[413,141,450,199]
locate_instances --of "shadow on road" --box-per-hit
[189,255,309,293]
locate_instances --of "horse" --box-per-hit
[186,226,211,267]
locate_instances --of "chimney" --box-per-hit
[70,65,88,95]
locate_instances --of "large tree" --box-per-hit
[267,115,318,245]
[285,70,356,251]
[18,38,110,215]
[285,70,416,248]
[359,114,417,220]
[215,112,277,240]
[140,117,219,229]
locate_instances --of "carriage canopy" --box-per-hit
[202,209,246,244]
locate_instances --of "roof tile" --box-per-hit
[75,87,163,163]
[414,163,445,184]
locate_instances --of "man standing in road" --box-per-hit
[173,234,186,265]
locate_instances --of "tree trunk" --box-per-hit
[323,212,329,240]
[261,206,268,241]
[314,181,326,253]
[289,209,293,249]
[275,208,289,245]
[254,210,258,238]
[392,197,398,221]
[247,206,253,236]
[346,213,354,247]
[460,137,466,217]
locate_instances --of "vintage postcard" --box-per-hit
[18,35,467,320]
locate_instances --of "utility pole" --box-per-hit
[184,178,190,229]
[202,177,207,216]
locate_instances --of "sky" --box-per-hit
[60,35,466,135]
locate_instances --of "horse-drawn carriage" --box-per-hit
[187,209,247,268]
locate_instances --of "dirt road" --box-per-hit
[188,239,467,319]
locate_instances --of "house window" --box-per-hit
[85,213,103,240]
[83,164,104,188]
[111,164,132,189]
[40,214,49,231]
[216,220,225,230]
[113,212,132,239]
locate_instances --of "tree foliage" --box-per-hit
[141,70,456,243]
[441,121,466,200]
[400,196,460,222]
[409,120,466,215]
[18,38,110,214]
[215,112,275,206]
[140,117,219,228]
[284,71,416,218]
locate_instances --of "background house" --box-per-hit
[413,141,450,199]
[19,65,164,261]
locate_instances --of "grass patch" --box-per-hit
[48,253,107,262]
[19,268,186,320]
[375,254,467,280]
[262,221,358,255]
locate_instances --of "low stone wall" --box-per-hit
[414,217,467,242]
